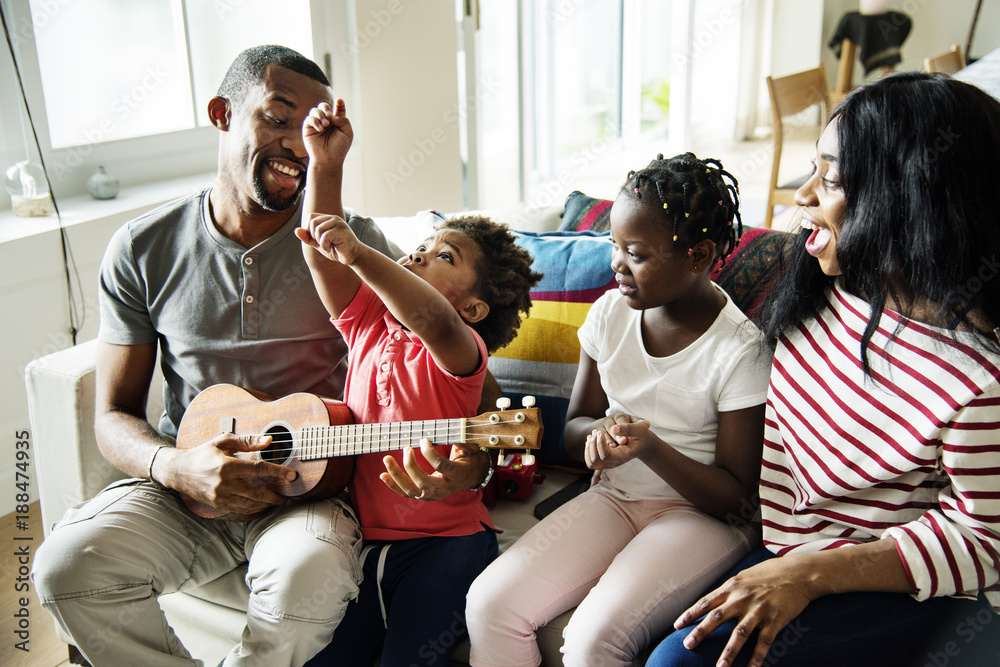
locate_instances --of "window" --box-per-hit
[469,0,674,209]
[0,0,319,207]
[29,0,314,147]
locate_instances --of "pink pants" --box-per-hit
[466,486,757,667]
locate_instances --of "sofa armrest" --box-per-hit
[24,339,164,536]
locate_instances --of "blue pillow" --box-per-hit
[488,231,615,466]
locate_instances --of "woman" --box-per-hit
[647,72,1000,667]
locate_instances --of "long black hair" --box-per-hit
[761,72,1000,373]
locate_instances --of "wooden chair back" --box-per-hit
[763,64,830,228]
[924,44,965,75]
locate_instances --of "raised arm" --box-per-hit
[296,99,361,319]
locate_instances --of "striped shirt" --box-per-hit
[760,280,1000,610]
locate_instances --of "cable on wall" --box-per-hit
[1,4,83,346]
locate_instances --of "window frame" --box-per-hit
[0,0,350,207]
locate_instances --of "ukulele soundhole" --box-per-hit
[260,423,295,465]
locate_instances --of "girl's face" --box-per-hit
[608,193,696,310]
[398,228,485,321]
[796,119,846,276]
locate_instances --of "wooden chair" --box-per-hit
[924,44,965,74]
[763,63,830,229]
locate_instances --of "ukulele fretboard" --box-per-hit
[297,418,467,460]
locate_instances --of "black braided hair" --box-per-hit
[621,152,742,266]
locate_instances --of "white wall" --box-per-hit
[347,0,464,216]
[821,0,1000,90]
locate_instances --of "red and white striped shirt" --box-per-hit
[760,280,1000,610]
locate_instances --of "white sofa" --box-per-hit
[25,202,605,666]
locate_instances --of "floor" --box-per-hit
[1,502,71,667]
[5,131,814,667]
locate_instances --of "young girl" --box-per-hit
[296,101,542,666]
[466,153,773,666]
[651,73,1000,667]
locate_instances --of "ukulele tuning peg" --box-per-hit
[496,397,511,410]
[522,452,535,466]
[521,396,536,408]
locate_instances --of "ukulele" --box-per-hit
[175,384,542,520]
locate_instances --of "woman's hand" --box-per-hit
[584,412,652,470]
[674,554,816,667]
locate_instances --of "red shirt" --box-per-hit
[334,282,495,540]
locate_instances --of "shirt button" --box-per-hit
[380,362,389,372]
[245,295,254,304]
[394,332,402,341]
[244,257,254,266]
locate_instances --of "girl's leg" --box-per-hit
[466,490,640,667]
[560,501,754,667]
[647,547,998,667]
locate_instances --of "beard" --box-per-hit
[252,168,304,212]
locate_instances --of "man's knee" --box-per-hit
[32,530,109,601]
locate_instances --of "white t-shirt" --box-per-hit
[577,287,772,501]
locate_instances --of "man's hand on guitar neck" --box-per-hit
[380,439,491,501]
[154,434,297,517]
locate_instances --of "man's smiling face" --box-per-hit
[226,64,333,212]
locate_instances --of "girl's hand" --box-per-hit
[295,213,362,265]
[302,99,353,166]
[673,554,817,667]
[584,413,652,470]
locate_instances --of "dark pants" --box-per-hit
[307,530,498,667]
[647,546,1000,667]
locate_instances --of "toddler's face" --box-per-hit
[399,229,484,320]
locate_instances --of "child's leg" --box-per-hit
[560,500,754,667]
[466,489,643,667]
[379,531,498,666]
[306,544,388,666]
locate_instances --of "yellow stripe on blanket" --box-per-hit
[492,300,595,364]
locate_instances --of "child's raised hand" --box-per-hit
[585,413,653,470]
[295,213,363,265]
[302,99,353,166]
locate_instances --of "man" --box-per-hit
[32,45,489,667]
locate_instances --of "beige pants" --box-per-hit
[32,479,363,667]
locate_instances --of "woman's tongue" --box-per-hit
[805,227,831,256]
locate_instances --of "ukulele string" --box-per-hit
[220,421,530,457]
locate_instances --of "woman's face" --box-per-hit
[795,119,846,276]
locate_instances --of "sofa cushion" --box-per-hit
[710,227,791,323]
[487,231,616,467]
[558,191,613,233]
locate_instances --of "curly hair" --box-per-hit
[438,215,543,353]
[621,152,743,266]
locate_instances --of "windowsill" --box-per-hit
[0,171,217,244]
